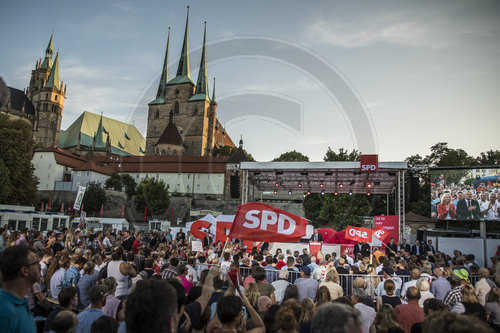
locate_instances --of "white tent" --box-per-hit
[71,217,129,231]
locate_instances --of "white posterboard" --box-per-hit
[73,186,86,211]
[192,240,203,252]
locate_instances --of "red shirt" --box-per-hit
[276,260,286,270]
[395,302,424,333]
[132,239,141,254]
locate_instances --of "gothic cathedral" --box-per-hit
[145,8,234,157]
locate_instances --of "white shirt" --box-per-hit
[482,202,499,220]
[401,279,418,299]
[354,303,376,333]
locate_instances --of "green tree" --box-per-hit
[82,182,106,215]
[477,150,500,165]
[0,159,11,202]
[303,193,323,224]
[105,173,123,191]
[323,147,360,161]
[122,174,137,198]
[135,178,170,218]
[318,194,372,229]
[0,114,38,205]
[273,150,309,162]
[213,145,255,161]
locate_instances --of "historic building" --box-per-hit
[0,34,66,149]
[145,8,235,157]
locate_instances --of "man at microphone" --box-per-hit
[310,229,324,242]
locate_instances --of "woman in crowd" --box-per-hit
[76,262,97,309]
[101,277,124,323]
[299,298,314,333]
[378,279,401,310]
[451,285,487,321]
[271,269,290,304]
[178,264,194,294]
[416,278,435,308]
[281,284,299,303]
[365,265,380,297]
[373,304,403,333]
[314,286,331,309]
[319,269,343,301]
[245,283,261,310]
[207,295,265,333]
[485,287,500,330]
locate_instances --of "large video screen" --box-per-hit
[430,167,500,221]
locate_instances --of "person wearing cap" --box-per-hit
[294,266,318,301]
[75,284,109,333]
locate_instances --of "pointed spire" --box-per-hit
[149,28,171,105]
[239,135,243,148]
[189,22,210,101]
[211,77,217,105]
[168,6,193,85]
[169,108,174,123]
[94,112,106,149]
[40,34,54,70]
[45,52,60,89]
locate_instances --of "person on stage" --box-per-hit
[310,229,323,242]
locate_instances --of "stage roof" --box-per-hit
[240,161,408,195]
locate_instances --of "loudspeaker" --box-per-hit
[230,175,240,198]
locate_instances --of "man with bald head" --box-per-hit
[456,191,480,220]
[51,310,78,333]
[395,286,424,333]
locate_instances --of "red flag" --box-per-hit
[121,205,125,218]
[229,202,308,242]
[40,202,45,212]
[69,200,73,214]
[144,206,148,221]
[373,227,390,242]
[170,207,174,222]
[80,203,84,212]
[345,226,372,243]
[100,204,104,217]
[60,202,64,213]
[47,199,52,211]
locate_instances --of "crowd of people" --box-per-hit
[431,174,500,221]
[1,225,500,333]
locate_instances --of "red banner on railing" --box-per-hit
[229,203,308,242]
[345,226,372,242]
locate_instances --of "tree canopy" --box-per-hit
[0,114,38,205]
[82,182,106,216]
[272,150,309,162]
[135,178,170,218]
[324,147,360,161]
[105,173,137,198]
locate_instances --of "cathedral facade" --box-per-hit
[145,8,234,157]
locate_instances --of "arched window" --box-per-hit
[173,150,178,156]
[161,149,166,156]
[155,110,159,118]
[193,107,198,116]
[174,102,180,114]
[175,89,179,96]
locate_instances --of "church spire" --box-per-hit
[189,22,209,101]
[211,77,217,105]
[45,51,60,89]
[94,112,106,149]
[149,28,170,105]
[168,6,193,85]
[40,33,54,70]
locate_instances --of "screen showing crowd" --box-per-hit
[430,167,500,221]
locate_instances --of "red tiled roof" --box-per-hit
[35,146,88,168]
[73,160,117,175]
[214,119,235,148]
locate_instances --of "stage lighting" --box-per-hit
[334,191,338,196]
[273,189,277,195]
[306,191,311,196]
[275,183,279,187]
[349,191,353,196]
[339,183,344,188]
[366,183,372,188]
[288,190,292,195]
[366,192,371,196]
[321,190,325,196]
[320,183,324,188]
[298,183,302,188]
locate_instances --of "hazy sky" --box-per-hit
[1,1,499,162]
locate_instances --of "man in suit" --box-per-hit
[397,239,411,253]
[310,229,324,242]
[424,239,436,255]
[386,238,398,255]
[456,191,480,220]
[354,242,363,258]
[411,240,424,257]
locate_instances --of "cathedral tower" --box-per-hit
[146,8,223,156]
[29,34,66,148]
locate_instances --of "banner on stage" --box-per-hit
[309,242,322,256]
[374,215,399,243]
[345,226,372,243]
[229,202,308,242]
[191,240,203,252]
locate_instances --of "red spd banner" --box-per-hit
[372,228,390,242]
[229,203,308,242]
[360,154,378,172]
[345,226,372,243]
[309,242,322,256]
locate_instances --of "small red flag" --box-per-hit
[100,204,104,217]
[144,206,148,221]
[121,205,125,218]
[47,199,52,211]
[60,202,64,213]
[40,202,45,212]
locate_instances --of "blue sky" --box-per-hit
[1,0,499,161]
